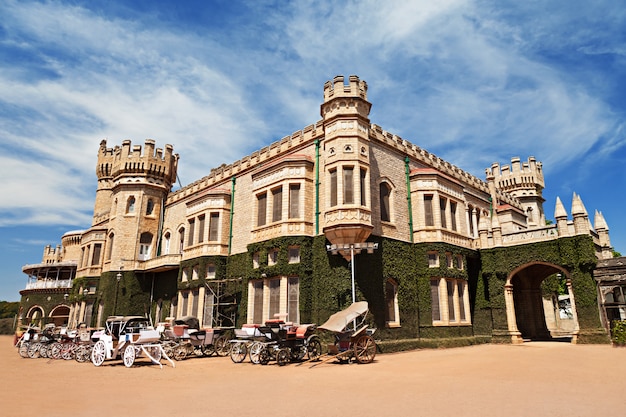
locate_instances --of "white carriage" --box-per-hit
[91,316,175,368]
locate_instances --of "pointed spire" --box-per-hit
[554,196,568,219]
[571,192,588,216]
[595,210,609,231]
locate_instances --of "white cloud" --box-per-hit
[0,0,623,231]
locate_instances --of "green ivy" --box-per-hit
[611,320,626,345]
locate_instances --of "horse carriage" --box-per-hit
[159,316,231,360]
[230,319,322,365]
[91,316,174,368]
[314,301,377,365]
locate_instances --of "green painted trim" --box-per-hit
[315,139,320,235]
[228,176,236,255]
[404,156,414,243]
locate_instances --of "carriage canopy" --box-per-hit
[318,302,369,333]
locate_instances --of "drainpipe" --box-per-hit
[404,156,414,243]
[156,197,165,256]
[228,176,236,255]
[315,139,321,235]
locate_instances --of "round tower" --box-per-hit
[98,139,178,269]
[320,75,374,255]
[488,156,546,226]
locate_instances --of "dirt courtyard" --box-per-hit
[1,336,624,417]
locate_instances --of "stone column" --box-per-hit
[505,283,523,344]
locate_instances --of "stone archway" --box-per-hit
[26,306,45,328]
[49,305,70,327]
[505,262,579,344]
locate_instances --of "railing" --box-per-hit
[501,225,559,246]
[24,279,72,290]
[139,254,183,271]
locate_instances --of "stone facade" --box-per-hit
[19,75,614,344]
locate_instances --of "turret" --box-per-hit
[594,210,612,259]
[554,196,569,236]
[321,75,374,250]
[571,193,589,235]
[89,139,179,270]
[488,156,545,226]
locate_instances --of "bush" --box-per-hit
[0,318,16,335]
[611,320,626,345]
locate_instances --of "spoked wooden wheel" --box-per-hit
[201,343,215,357]
[276,348,290,366]
[354,335,376,364]
[230,342,247,363]
[91,340,106,366]
[215,336,231,357]
[123,345,136,368]
[307,338,322,361]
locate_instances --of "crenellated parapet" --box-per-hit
[323,74,368,102]
[321,75,371,123]
[96,139,178,188]
[42,245,62,264]
[487,156,545,196]
[167,122,324,204]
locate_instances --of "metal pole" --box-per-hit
[350,245,356,304]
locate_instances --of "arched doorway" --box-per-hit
[26,306,45,328]
[505,262,579,343]
[49,305,70,327]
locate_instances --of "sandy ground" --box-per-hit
[1,336,625,417]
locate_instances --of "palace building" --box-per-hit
[18,75,617,345]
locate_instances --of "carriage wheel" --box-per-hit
[230,342,247,363]
[201,343,215,357]
[123,345,136,368]
[290,346,306,362]
[307,338,322,361]
[276,348,290,366]
[215,336,230,357]
[259,348,271,365]
[18,343,29,358]
[49,342,62,360]
[354,335,376,364]
[249,342,264,364]
[91,340,106,366]
[75,345,89,363]
[162,341,176,358]
[173,345,187,361]
[149,346,162,363]
[39,344,49,358]
[62,343,76,360]
[27,342,41,359]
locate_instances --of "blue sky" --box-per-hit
[1,0,625,301]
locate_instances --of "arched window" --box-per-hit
[178,227,185,254]
[138,232,153,261]
[126,196,136,214]
[146,199,154,216]
[163,232,171,255]
[386,279,399,327]
[106,232,114,261]
[380,182,391,222]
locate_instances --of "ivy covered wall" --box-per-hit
[91,232,607,345]
[480,235,607,343]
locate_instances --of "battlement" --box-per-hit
[487,156,545,193]
[42,245,62,264]
[96,139,178,186]
[323,75,368,102]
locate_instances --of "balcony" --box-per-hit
[24,279,72,291]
